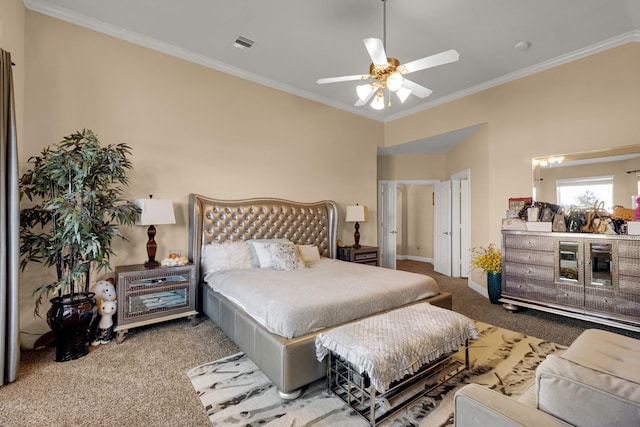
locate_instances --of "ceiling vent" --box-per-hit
[233,36,254,50]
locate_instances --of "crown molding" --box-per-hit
[23,1,640,124]
[385,30,640,122]
[23,0,383,122]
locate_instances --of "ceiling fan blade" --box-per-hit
[364,38,388,67]
[316,74,369,84]
[354,88,377,107]
[402,79,433,98]
[401,49,460,74]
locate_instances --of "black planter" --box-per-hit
[47,292,97,362]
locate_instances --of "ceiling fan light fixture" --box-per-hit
[370,92,385,110]
[396,87,412,103]
[315,0,459,111]
[386,71,404,91]
[356,83,375,102]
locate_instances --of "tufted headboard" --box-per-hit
[188,194,338,283]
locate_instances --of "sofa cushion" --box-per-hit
[454,384,571,427]
[536,329,640,427]
[560,328,640,385]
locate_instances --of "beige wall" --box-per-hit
[0,0,25,153]
[19,11,383,342]
[382,43,640,287]
[377,153,446,181]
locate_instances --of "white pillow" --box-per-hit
[296,244,321,263]
[247,238,289,268]
[201,241,253,274]
[251,241,274,268]
[266,242,306,271]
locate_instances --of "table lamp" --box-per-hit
[133,196,176,268]
[345,204,368,249]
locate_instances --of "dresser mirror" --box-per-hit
[589,242,612,286]
[533,145,640,210]
[559,241,579,281]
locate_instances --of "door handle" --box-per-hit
[443,231,451,235]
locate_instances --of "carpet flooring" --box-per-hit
[3,260,637,426]
[188,321,566,427]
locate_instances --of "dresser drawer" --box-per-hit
[585,291,640,318]
[619,258,640,277]
[354,252,377,261]
[504,262,554,282]
[121,270,192,292]
[556,283,584,308]
[504,277,556,302]
[505,248,554,266]
[504,234,555,251]
[618,241,640,258]
[620,276,640,296]
[123,283,192,321]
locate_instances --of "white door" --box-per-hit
[379,181,397,269]
[434,180,452,275]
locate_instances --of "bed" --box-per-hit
[188,194,453,399]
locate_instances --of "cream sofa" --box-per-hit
[454,329,640,427]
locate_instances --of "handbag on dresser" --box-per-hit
[552,209,567,232]
[540,204,555,222]
[582,201,606,233]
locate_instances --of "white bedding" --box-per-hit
[203,258,440,339]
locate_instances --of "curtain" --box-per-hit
[0,49,20,385]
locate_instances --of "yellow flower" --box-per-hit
[471,243,502,274]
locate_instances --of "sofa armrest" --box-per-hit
[454,384,571,427]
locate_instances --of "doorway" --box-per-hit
[378,171,470,277]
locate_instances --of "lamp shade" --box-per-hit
[133,198,176,226]
[345,205,368,223]
[370,92,385,110]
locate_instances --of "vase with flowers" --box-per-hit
[471,243,502,304]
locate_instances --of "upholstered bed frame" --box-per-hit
[188,193,453,399]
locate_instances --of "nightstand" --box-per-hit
[338,245,379,266]
[114,263,197,343]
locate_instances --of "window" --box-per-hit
[556,176,613,210]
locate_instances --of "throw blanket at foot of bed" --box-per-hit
[315,303,480,426]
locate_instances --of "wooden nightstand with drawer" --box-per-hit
[338,246,379,266]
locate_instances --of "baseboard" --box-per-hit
[396,255,433,263]
[468,278,488,299]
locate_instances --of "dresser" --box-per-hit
[501,231,640,332]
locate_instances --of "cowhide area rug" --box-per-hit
[187,321,565,427]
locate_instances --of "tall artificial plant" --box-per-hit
[19,129,141,315]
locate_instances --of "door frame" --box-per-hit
[378,179,439,269]
[378,172,470,277]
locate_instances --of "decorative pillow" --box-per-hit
[201,241,253,274]
[247,238,289,268]
[266,242,306,271]
[296,244,321,263]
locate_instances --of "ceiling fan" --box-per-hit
[316,0,460,110]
